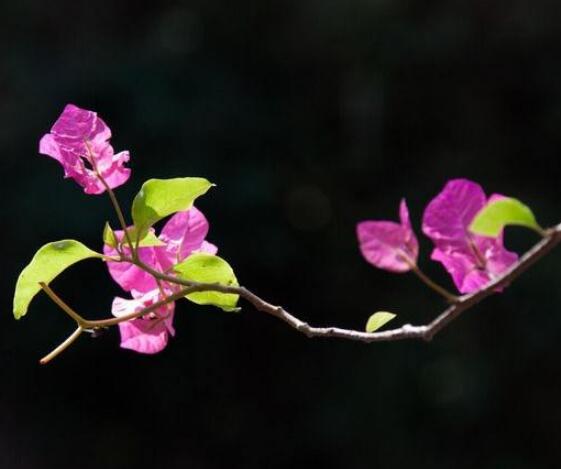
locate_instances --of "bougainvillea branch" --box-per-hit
[37,221,560,364]
[14,104,559,364]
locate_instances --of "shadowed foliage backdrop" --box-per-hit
[2,1,561,468]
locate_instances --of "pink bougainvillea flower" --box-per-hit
[39,104,131,194]
[104,206,214,292]
[104,228,163,294]
[156,207,218,270]
[356,199,419,272]
[422,179,518,294]
[112,289,176,354]
[105,206,216,353]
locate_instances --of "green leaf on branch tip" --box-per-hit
[469,197,542,237]
[131,178,214,238]
[13,240,103,319]
[103,222,118,248]
[365,312,396,333]
[174,253,240,312]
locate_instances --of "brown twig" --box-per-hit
[39,222,561,360]
[84,140,134,251]
[39,326,83,365]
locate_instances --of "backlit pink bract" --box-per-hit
[39,104,131,194]
[112,289,176,355]
[357,199,419,273]
[422,179,518,294]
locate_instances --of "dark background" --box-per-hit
[2,1,561,468]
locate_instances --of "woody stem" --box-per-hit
[37,223,561,363]
[83,140,134,252]
[39,327,83,365]
[410,265,459,303]
[40,282,193,329]
[103,182,135,252]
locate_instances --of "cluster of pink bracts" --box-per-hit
[104,209,218,354]
[39,104,516,354]
[39,104,131,195]
[356,180,518,294]
[40,104,217,354]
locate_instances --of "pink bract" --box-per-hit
[422,179,518,293]
[112,289,176,354]
[104,207,214,292]
[156,207,217,270]
[39,104,131,194]
[106,207,217,353]
[104,229,162,293]
[356,199,419,273]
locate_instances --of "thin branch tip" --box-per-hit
[39,326,83,365]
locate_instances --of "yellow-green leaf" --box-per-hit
[365,311,396,333]
[126,227,166,247]
[13,240,102,319]
[137,231,166,247]
[470,197,542,237]
[103,222,118,248]
[132,178,213,238]
[174,253,239,312]
[103,224,164,249]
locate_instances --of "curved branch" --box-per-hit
[39,326,83,365]
[41,223,561,348]
[254,222,561,342]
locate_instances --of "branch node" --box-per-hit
[422,328,434,342]
[296,322,312,336]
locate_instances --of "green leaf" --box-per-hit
[469,197,542,237]
[132,178,213,238]
[104,223,166,249]
[103,222,118,248]
[174,253,239,312]
[137,231,166,247]
[126,227,166,247]
[13,240,103,319]
[365,311,396,333]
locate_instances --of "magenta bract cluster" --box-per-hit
[39,104,219,354]
[357,179,518,294]
[39,104,131,194]
[105,207,217,354]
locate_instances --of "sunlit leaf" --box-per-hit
[103,222,118,248]
[13,240,102,319]
[126,227,166,247]
[174,253,239,312]
[104,224,165,249]
[131,178,213,238]
[365,311,396,333]
[470,197,542,237]
[137,231,166,247]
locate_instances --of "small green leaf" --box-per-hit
[13,240,102,319]
[137,231,166,247]
[104,224,166,249]
[125,227,166,247]
[469,197,542,237]
[132,178,213,238]
[103,222,118,248]
[365,311,396,333]
[174,253,239,312]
